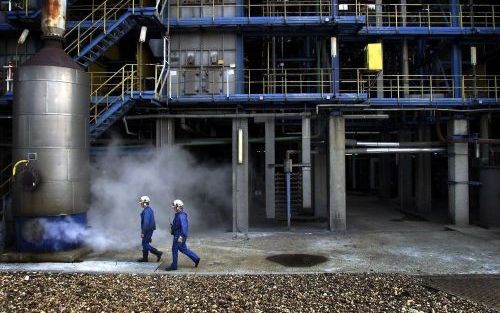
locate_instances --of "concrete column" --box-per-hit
[328,114,346,231]
[448,119,469,225]
[416,126,432,215]
[314,151,328,218]
[232,118,249,234]
[398,130,413,212]
[302,116,312,212]
[265,118,275,219]
[155,118,175,148]
[480,114,490,165]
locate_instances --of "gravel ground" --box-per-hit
[0,272,496,312]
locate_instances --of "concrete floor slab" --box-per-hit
[0,196,499,275]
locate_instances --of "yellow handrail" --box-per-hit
[64,0,132,57]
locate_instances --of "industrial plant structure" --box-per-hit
[0,0,499,251]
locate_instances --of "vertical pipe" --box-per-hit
[331,0,338,17]
[236,34,244,94]
[331,37,339,95]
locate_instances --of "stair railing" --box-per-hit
[90,64,138,124]
[64,0,133,57]
[154,36,170,101]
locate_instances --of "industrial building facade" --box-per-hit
[0,0,499,248]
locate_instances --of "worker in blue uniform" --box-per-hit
[137,195,163,262]
[165,199,200,271]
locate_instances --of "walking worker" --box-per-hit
[165,199,200,271]
[137,195,163,262]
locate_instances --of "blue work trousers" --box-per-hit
[142,231,154,253]
[171,236,199,269]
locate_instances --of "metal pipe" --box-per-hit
[346,147,446,154]
[125,113,311,120]
[346,140,445,148]
[343,114,389,119]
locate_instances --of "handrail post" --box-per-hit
[395,5,398,28]
[103,1,107,34]
[122,67,125,100]
[397,75,400,101]
[248,70,251,95]
[493,6,496,29]
[77,26,81,56]
[495,76,498,100]
[429,75,433,101]
[427,4,431,31]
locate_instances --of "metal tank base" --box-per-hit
[14,213,87,252]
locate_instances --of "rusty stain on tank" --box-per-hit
[41,0,66,38]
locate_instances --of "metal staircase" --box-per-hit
[64,0,141,68]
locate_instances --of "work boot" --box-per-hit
[137,251,148,262]
[194,258,200,268]
[150,248,163,262]
[165,266,177,271]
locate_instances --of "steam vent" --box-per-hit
[12,0,89,252]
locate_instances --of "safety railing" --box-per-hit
[168,0,331,19]
[359,73,500,101]
[89,63,163,123]
[64,0,132,57]
[340,3,500,28]
[166,67,364,97]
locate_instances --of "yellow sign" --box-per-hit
[367,43,383,71]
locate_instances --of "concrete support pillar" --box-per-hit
[314,151,328,218]
[398,130,413,212]
[155,118,175,148]
[480,114,490,165]
[265,118,275,219]
[416,126,432,215]
[302,116,312,212]
[328,114,346,231]
[448,119,469,225]
[232,118,249,234]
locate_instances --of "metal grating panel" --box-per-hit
[422,275,500,311]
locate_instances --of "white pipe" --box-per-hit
[346,148,445,154]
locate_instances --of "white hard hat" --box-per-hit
[139,195,150,204]
[172,199,184,208]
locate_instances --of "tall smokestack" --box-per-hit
[41,0,67,39]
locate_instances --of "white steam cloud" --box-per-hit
[38,145,232,252]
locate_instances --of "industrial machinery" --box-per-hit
[11,0,90,252]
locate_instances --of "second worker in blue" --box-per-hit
[137,195,163,262]
[165,199,201,271]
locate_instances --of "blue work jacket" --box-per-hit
[140,206,156,233]
[171,211,189,238]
